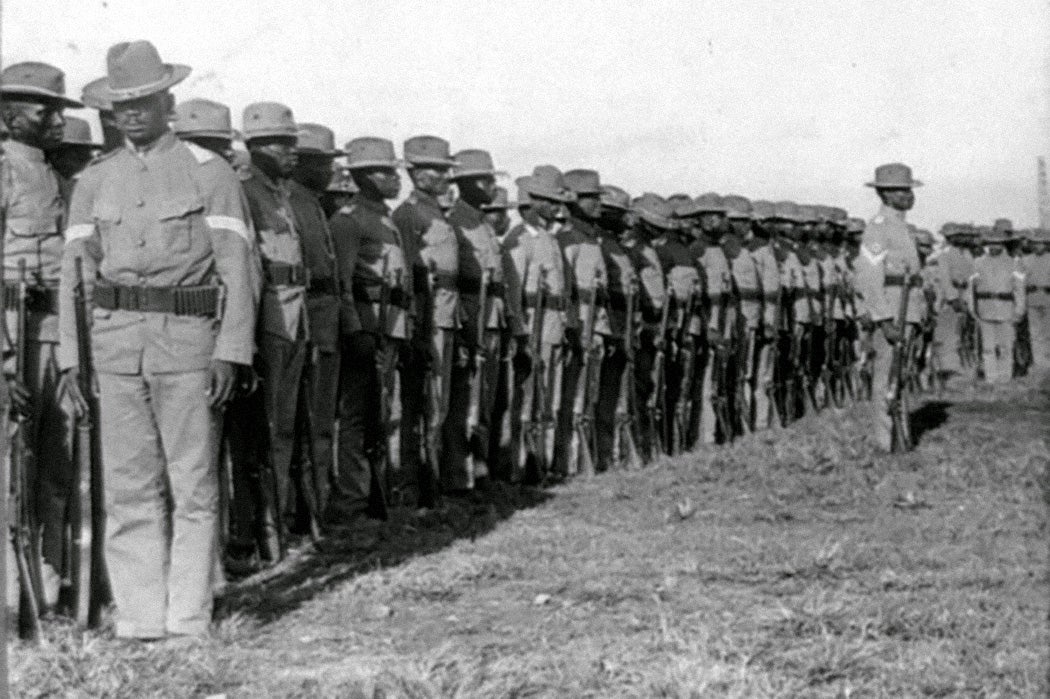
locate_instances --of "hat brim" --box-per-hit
[297,146,345,156]
[601,201,629,211]
[865,179,923,188]
[175,128,236,140]
[345,159,403,170]
[100,64,191,103]
[524,186,574,204]
[405,157,457,168]
[244,130,299,141]
[0,85,83,109]
[638,211,678,230]
[449,168,506,180]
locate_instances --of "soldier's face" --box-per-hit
[879,188,915,212]
[457,175,496,207]
[698,212,725,235]
[4,100,66,149]
[293,153,335,192]
[408,165,451,197]
[531,196,561,222]
[250,136,298,177]
[729,218,750,238]
[575,193,603,220]
[354,166,401,200]
[985,243,1004,256]
[112,91,174,146]
[484,209,509,236]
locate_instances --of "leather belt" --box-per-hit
[307,276,338,296]
[351,280,411,309]
[883,274,917,287]
[737,288,764,302]
[1043,286,1050,294]
[576,287,608,305]
[458,277,505,298]
[975,291,1014,301]
[953,280,968,289]
[432,271,459,291]
[523,292,566,311]
[1026,285,1037,293]
[265,261,308,286]
[3,284,59,314]
[93,283,222,318]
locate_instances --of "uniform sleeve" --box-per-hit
[965,271,979,318]
[639,247,666,315]
[330,211,362,334]
[854,228,892,323]
[1013,265,1027,321]
[57,166,104,372]
[501,246,526,336]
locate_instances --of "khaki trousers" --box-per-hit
[98,369,220,638]
[979,320,1015,383]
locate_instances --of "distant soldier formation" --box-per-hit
[1,42,1046,642]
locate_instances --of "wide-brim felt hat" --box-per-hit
[981,229,1010,244]
[242,102,298,140]
[563,169,602,195]
[769,200,802,222]
[722,194,753,219]
[600,185,631,211]
[80,77,113,111]
[481,186,511,210]
[404,135,457,167]
[296,123,344,155]
[668,194,701,218]
[450,149,503,179]
[1,61,83,108]
[173,98,236,139]
[56,116,103,148]
[633,193,678,230]
[693,191,727,214]
[96,41,190,103]
[524,165,575,203]
[344,137,402,169]
[866,162,922,188]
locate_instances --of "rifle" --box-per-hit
[293,351,323,543]
[466,267,492,462]
[9,259,44,641]
[711,274,735,443]
[71,258,108,628]
[768,261,790,427]
[887,269,914,452]
[522,267,548,480]
[730,278,752,437]
[670,280,698,455]
[368,255,392,520]
[614,277,643,470]
[647,279,671,460]
[574,269,602,476]
[418,261,440,507]
[796,266,821,414]
[821,269,841,408]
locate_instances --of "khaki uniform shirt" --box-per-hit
[330,196,411,339]
[392,191,460,332]
[748,244,781,330]
[556,217,607,333]
[504,216,567,344]
[595,232,638,338]
[855,204,926,324]
[966,252,1026,322]
[693,242,729,333]
[242,165,307,341]
[3,140,66,343]
[729,250,762,330]
[448,199,512,336]
[920,250,956,316]
[772,241,806,324]
[58,132,256,373]
[655,235,702,335]
[623,237,666,323]
[288,180,339,352]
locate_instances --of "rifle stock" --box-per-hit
[887,268,914,452]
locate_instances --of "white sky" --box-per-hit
[5,0,1049,230]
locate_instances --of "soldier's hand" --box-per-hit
[237,364,261,397]
[881,320,902,345]
[948,298,964,313]
[209,360,238,408]
[6,375,31,418]
[57,369,88,419]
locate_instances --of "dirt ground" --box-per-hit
[11,371,1049,698]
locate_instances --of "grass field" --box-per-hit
[11,372,1049,698]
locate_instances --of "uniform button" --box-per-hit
[138,239,146,247]
[136,200,145,208]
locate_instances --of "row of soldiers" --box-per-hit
[0,42,1045,643]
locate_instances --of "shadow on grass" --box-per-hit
[909,400,952,444]
[217,481,552,626]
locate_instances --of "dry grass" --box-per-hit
[11,373,1049,698]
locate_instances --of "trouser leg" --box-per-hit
[328,332,380,523]
[555,341,582,477]
[633,330,656,459]
[869,330,893,452]
[1029,306,1050,365]
[309,347,340,514]
[595,336,626,472]
[257,333,306,521]
[980,320,1014,383]
[698,345,718,445]
[753,335,776,430]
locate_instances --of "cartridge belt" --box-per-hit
[306,276,338,297]
[93,283,222,318]
[265,261,308,287]
[523,292,566,311]
[974,291,1014,301]
[351,280,411,309]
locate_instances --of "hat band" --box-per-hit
[107,69,174,101]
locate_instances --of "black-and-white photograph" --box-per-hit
[0,1,1047,696]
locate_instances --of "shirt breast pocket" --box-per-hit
[93,203,123,258]
[159,197,205,254]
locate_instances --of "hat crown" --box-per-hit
[344,137,397,167]
[722,194,753,218]
[827,207,848,223]
[600,185,630,210]
[563,169,601,194]
[61,116,93,144]
[1,61,67,98]
[173,98,232,136]
[106,41,169,91]
[524,165,573,203]
[81,77,112,111]
[452,149,495,175]
[751,200,775,220]
[773,200,801,220]
[404,135,453,164]
[869,161,921,188]
[486,186,509,209]
[993,217,1013,234]
[634,192,675,222]
[796,205,818,223]
[694,192,726,212]
[242,101,296,139]
[297,123,337,153]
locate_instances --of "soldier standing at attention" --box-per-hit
[240,103,309,531]
[723,195,760,433]
[747,200,783,430]
[483,186,513,242]
[555,170,608,476]
[0,61,82,610]
[289,123,343,518]
[504,167,571,483]
[1024,229,1050,365]
[966,227,1026,383]
[47,116,103,203]
[58,41,255,638]
[172,99,238,164]
[854,163,926,451]
[328,138,409,524]
[446,150,519,489]
[392,136,460,505]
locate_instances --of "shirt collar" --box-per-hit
[124,130,180,160]
[451,198,484,226]
[878,204,906,223]
[249,163,285,194]
[355,195,391,216]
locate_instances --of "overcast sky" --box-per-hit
[5,0,1048,229]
